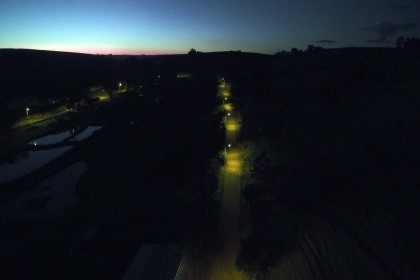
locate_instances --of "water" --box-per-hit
[28,130,73,145]
[0,146,73,184]
[0,162,87,219]
[28,126,103,145]
[70,126,103,141]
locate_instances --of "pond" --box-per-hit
[0,162,87,219]
[69,126,103,141]
[28,126,103,146]
[28,130,74,146]
[0,146,73,184]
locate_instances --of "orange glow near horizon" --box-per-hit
[22,44,186,56]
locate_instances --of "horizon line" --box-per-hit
[0,46,397,57]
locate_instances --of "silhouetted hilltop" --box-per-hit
[0,49,120,100]
[1,47,417,104]
[0,49,272,102]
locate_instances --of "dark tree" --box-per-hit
[404,37,420,49]
[290,47,298,56]
[306,44,314,52]
[188,48,197,55]
[396,36,405,48]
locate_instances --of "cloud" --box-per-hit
[316,40,336,44]
[360,21,418,43]
[390,5,411,11]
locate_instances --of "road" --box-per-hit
[0,106,72,159]
[207,143,246,280]
[11,106,69,129]
[175,84,248,280]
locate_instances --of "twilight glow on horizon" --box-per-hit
[1,0,419,55]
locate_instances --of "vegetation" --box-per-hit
[395,36,420,49]
[0,65,224,278]
[0,47,418,279]
[233,47,419,278]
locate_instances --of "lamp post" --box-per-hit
[26,107,30,118]
[119,83,122,92]
[224,143,231,165]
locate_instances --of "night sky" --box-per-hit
[1,0,419,55]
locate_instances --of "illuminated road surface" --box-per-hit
[210,91,246,279]
[207,147,246,280]
[207,106,246,279]
[176,86,247,280]
[174,147,246,280]
[12,106,69,129]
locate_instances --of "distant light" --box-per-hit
[119,83,122,86]
[228,144,231,148]
[26,107,30,112]
[227,113,230,116]
[224,97,227,100]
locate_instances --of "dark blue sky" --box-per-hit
[1,0,419,54]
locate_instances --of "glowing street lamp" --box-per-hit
[223,112,231,124]
[223,96,227,105]
[224,143,231,164]
[26,107,30,118]
[119,82,122,92]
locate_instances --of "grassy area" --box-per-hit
[0,74,224,279]
[234,48,419,278]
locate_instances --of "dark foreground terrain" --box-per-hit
[235,47,419,279]
[0,47,419,279]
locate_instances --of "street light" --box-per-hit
[26,107,30,118]
[119,82,122,92]
[224,144,231,164]
[223,112,230,124]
